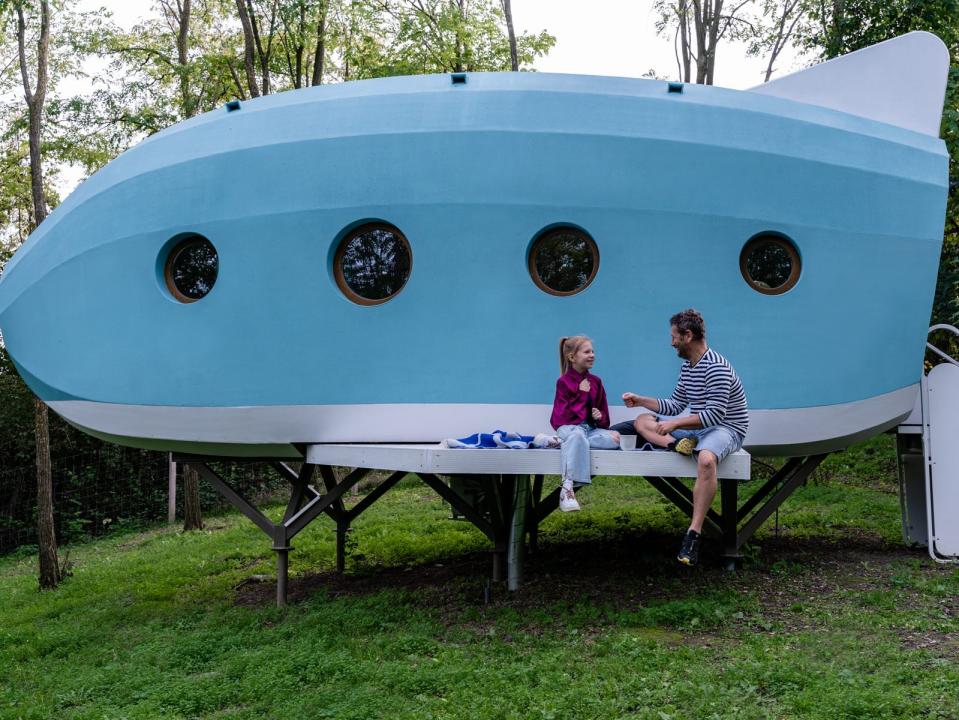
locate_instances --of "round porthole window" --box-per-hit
[740,234,800,295]
[334,223,412,305]
[528,226,599,296]
[164,234,218,303]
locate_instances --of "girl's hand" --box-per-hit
[579,378,591,392]
[591,407,602,422]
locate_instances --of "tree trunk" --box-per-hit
[293,0,305,88]
[678,0,691,82]
[18,0,58,590]
[34,399,59,588]
[453,0,466,72]
[501,0,518,71]
[183,465,204,531]
[763,0,803,82]
[706,0,722,85]
[176,0,198,118]
[310,6,326,86]
[236,0,261,97]
[245,0,276,96]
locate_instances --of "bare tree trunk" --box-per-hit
[452,0,466,72]
[183,465,204,531]
[501,0,518,71]
[678,0,692,82]
[705,0,721,84]
[17,0,58,590]
[34,400,59,588]
[293,1,305,87]
[236,0,262,97]
[245,0,277,96]
[680,0,750,85]
[168,0,198,118]
[762,0,803,82]
[828,0,844,58]
[310,5,326,86]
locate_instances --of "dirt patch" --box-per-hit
[898,630,959,659]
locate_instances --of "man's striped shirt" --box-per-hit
[657,348,749,438]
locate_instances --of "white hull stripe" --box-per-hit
[48,384,918,457]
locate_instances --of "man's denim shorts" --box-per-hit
[658,414,744,463]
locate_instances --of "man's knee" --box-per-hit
[633,414,654,431]
[698,450,718,472]
[610,431,621,443]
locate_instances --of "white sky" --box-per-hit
[80,0,808,90]
[55,0,807,194]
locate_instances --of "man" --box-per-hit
[621,309,748,566]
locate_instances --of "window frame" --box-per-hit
[527,225,600,297]
[739,233,801,296]
[163,234,219,304]
[333,222,413,306]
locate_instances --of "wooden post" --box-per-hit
[167,453,177,523]
[183,464,203,531]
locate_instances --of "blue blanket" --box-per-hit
[444,430,536,449]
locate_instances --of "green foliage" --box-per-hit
[798,0,959,326]
[1,460,958,719]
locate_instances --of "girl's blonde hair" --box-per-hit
[558,335,592,374]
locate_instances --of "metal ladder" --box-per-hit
[897,324,959,563]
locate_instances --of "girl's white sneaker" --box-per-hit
[559,487,581,512]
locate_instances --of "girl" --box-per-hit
[550,336,621,512]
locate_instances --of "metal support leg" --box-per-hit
[720,478,741,570]
[508,475,529,591]
[273,524,292,607]
[491,550,503,582]
[336,520,349,574]
[275,547,290,606]
[492,475,514,583]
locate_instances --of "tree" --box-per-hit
[276,0,329,88]
[102,0,246,135]
[376,0,553,76]
[747,0,806,82]
[654,0,755,84]
[235,0,279,96]
[500,0,516,71]
[182,465,204,530]
[7,0,59,589]
[796,0,959,327]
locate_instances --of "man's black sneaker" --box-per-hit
[677,530,701,566]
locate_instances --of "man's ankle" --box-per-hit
[686,527,701,537]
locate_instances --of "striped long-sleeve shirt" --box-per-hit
[657,348,749,438]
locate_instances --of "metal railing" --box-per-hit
[926,323,959,367]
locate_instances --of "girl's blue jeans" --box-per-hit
[556,422,619,485]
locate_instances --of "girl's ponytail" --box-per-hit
[558,337,569,374]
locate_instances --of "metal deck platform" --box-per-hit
[175,444,832,606]
[305,444,752,478]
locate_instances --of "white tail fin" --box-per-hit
[748,31,949,137]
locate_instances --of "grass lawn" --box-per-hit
[1,435,957,719]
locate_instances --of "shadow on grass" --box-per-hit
[235,525,926,618]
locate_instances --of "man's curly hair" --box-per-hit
[670,308,705,341]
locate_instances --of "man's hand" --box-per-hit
[591,407,602,422]
[656,419,678,435]
[579,378,591,392]
[622,392,640,408]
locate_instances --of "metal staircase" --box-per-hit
[897,324,959,563]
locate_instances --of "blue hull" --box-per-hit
[0,73,947,455]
